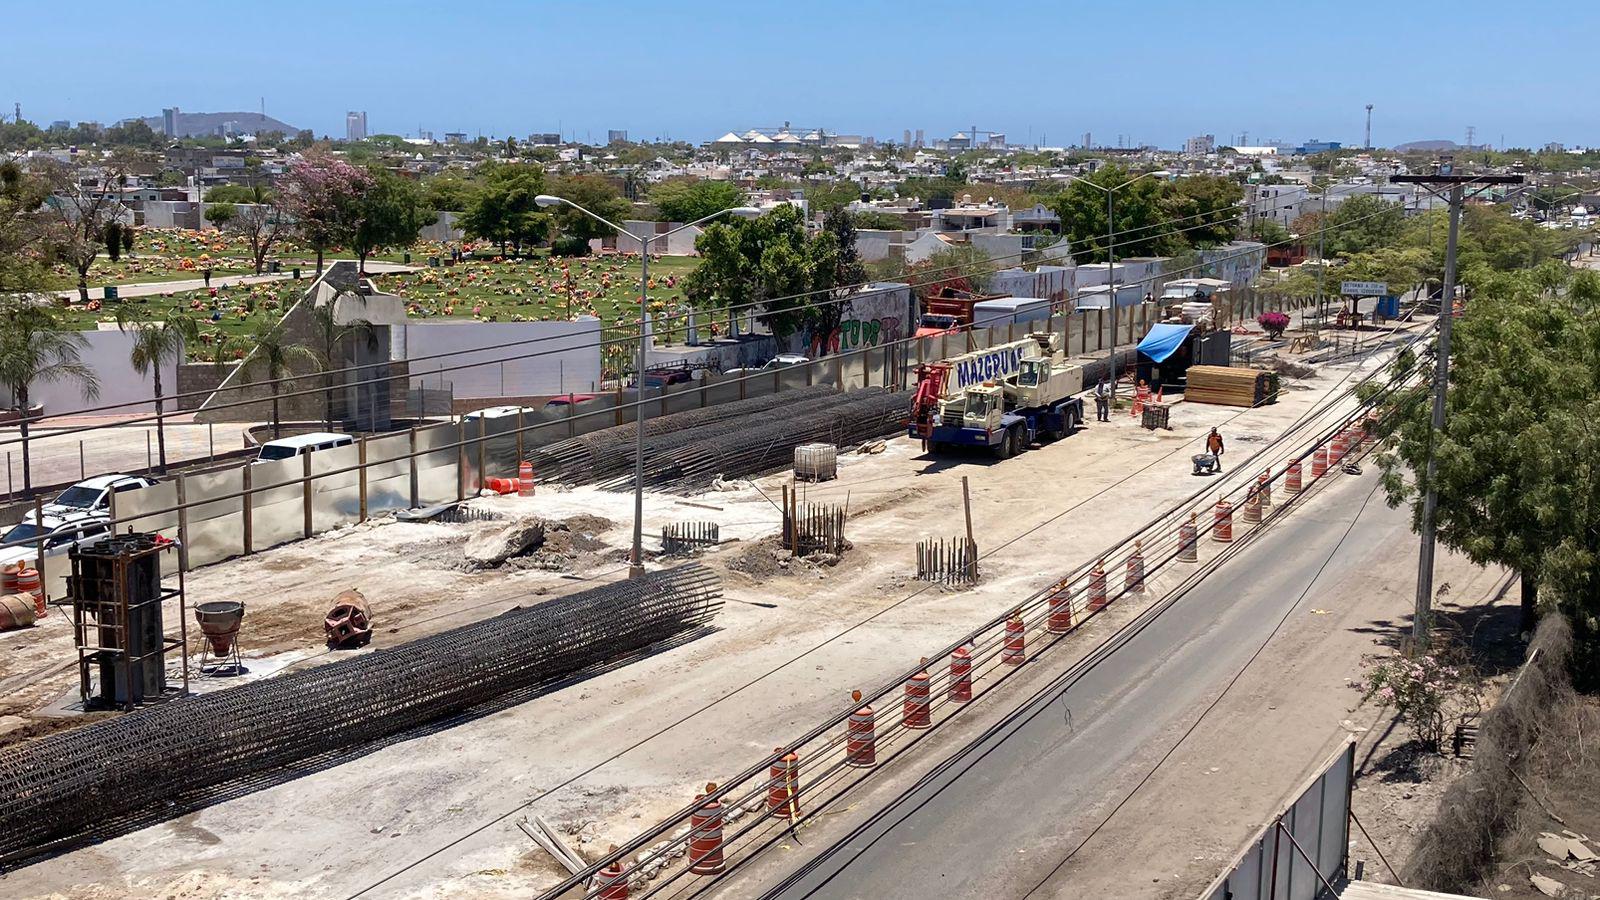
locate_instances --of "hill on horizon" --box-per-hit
[1393,139,1461,152]
[135,110,301,139]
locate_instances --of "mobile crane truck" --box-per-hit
[907,332,1085,459]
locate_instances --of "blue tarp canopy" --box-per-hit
[1136,323,1195,363]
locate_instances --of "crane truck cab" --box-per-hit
[910,332,1086,459]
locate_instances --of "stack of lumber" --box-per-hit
[1185,365,1278,407]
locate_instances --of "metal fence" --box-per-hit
[21,287,1316,604]
[1197,739,1356,900]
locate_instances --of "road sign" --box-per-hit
[1340,280,1388,297]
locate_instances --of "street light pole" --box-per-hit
[1062,170,1165,403]
[536,196,758,578]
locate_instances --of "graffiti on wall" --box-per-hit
[810,315,904,356]
[802,282,913,357]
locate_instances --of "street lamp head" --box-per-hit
[728,207,762,219]
[534,194,566,209]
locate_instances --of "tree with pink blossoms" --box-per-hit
[280,151,369,273]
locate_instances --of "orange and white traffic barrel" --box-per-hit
[1002,612,1026,664]
[1331,430,1349,462]
[1087,560,1109,612]
[1287,460,1303,493]
[1257,472,1272,510]
[0,563,18,595]
[767,748,801,819]
[595,859,629,899]
[1125,541,1146,594]
[1212,500,1234,543]
[1242,486,1262,524]
[1046,578,1074,633]
[688,785,727,875]
[13,567,41,617]
[903,665,932,729]
[949,647,973,702]
[1362,413,1380,447]
[1311,445,1329,479]
[846,691,877,767]
[518,462,535,496]
[1178,514,1199,562]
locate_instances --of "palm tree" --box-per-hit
[309,291,379,430]
[116,307,199,474]
[241,319,316,439]
[0,297,100,494]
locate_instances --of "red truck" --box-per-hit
[915,288,1008,338]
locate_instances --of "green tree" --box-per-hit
[803,181,865,214]
[547,175,631,241]
[0,161,52,297]
[1253,218,1293,246]
[683,205,836,338]
[240,319,317,439]
[222,200,286,274]
[1324,193,1406,256]
[103,221,122,262]
[423,172,478,212]
[810,208,866,340]
[347,166,435,272]
[115,306,199,473]
[1051,165,1173,263]
[204,184,273,204]
[1166,175,1244,247]
[850,209,907,231]
[649,179,744,224]
[1370,267,1600,684]
[458,163,548,255]
[0,298,100,493]
[901,244,996,301]
[203,201,237,227]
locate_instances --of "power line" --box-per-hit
[345,325,1431,900]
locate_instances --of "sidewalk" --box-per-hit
[54,261,417,301]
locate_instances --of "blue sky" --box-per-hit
[7,0,1595,148]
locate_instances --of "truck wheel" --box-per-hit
[994,430,1014,460]
[1012,426,1028,454]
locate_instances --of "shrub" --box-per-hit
[1362,648,1477,751]
[550,235,591,257]
[1258,310,1290,338]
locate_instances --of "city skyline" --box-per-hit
[6,0,1596,149]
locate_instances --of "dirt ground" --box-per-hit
[0,325,1430,899]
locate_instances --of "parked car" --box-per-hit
[543,394,597,408]
[765,354,811,369]
[38,473,158,520]
[251,432,355,465]
[0,512,111,567]
[461,405,539,422]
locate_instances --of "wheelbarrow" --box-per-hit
[1192,453,1220,476]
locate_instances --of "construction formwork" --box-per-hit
[66,533,189,711]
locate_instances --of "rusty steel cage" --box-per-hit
[66,533,188,711]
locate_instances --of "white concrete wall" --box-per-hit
[10,328,181,415]
[419,210,464,243]
[393,318,604,398]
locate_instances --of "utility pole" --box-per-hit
[1391,167,1522,646]
[1364,104,1374,150]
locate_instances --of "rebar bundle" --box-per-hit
[528,385,841,485]
[916,536,980,585]
[626,388,909,493]
[0,565,722,862]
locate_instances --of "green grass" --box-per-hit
[51,249,707,370]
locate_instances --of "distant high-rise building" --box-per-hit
[49,120,70,131]
[914,128,924,148]
[162,107,180,137]
[1185,134,1216,155]
[607,129,628,144]
[902,129,911,147]
[529,133,562,146]
[346,111,368,142]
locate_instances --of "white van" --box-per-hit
[252,432,355,465]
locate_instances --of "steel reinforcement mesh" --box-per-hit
[527,385,841,485]
[0,565,722,861]
[635,388,910,492]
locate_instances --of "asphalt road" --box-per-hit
[749,470,1400,900]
